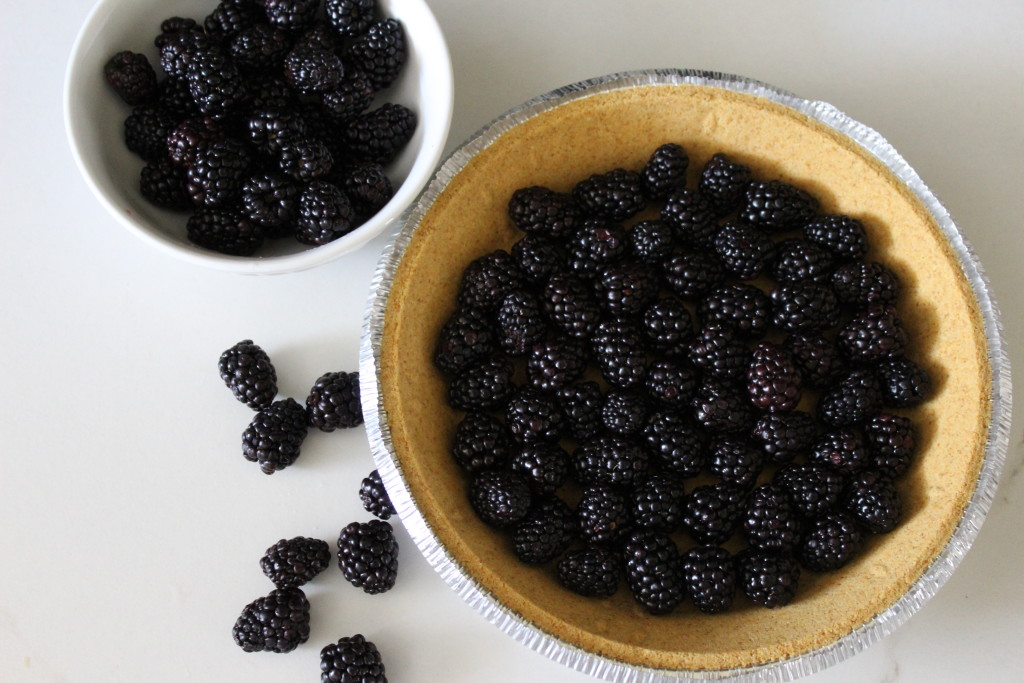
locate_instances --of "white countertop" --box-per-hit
[2,1,1022,681]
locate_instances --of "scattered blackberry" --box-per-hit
[631,473,686,532]
[458,250,525,311]
[737,550,800,608]
[295,180,354,245]
[817,368,883,428]
[680,482,746,545]
[877,357,932,408]
[279,137,334,180]
[640,297,695,356]
[601,390,650,436]
[511,235,563,285]
[167,116,221,167]
[283,44,345,94]
[345,18,407,89]
[557,546,621,597]
[496,290,547,356]
[320,634,387,683]
[322,71,376,121]
[784,333,844,389]
[447,357,515,411]
[242,398,309,474]
[661,188,718,247]
[863,413,916,478]
[511,497,577,564]
[641,410,705,478]
[510,443,571,494]
[707,436,763,488]
[186,46,248,118]
[505,388,565,444]
[186,138,253,207]
[573,168,646,221]
[749,411,817,464]
[628,220,675,264]
[692,377,754,434]
[247,108,308,156]
[831,261,900,306]
[593,261,660,318]
[507,186,581,240]
[338,161,394,217]
[140,160,190,210]
[123,105,178,161]
[187,208,264,256]
[433,307,495,375]
[699,152,752,216]
[589,320,647,389]
[641,143,688,199]
[229,24,291,72]
[104,51,157,105]
[469,469,533,528]
[622,530,686,614]
[662,252,726,300]
[337,520,399,594]
[232,587,310,653]
[687,323,748,380]
[360,470,396,520]
[774,463,845,518]
[577,485,632,545]
[260,537,331,588]
[843,469,902,534]
[837,304,908,362]
[746,342,803,414]
[809,428,870,475]
[326,0,377,38]
[699,283,772,339]
[343,103,417,163]
[542,272,601,338]
[556,381,604,442]
[799,512,863,572]
[803,214,868,262]
[771,238,834,284]
[713,222,776,280]
[264,0,321,31]
[241,172,299,237]
[680,545,736,614]
[770,283,840,334]
[451,412,512,473]
[572,434,649,488]
[525,338,587,392]
[644,360,698,407]
[306,370,362,431]
[566,218,628,278]
[742,484,801,552]
[204,1,259,39]
[739,179,817,232]
[219,339,278,410]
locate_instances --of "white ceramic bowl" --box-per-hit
[64,0,453,275]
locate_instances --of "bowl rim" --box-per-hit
[63,0,454,275]
[359,69,1011,681]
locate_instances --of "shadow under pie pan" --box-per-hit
[359,70,1010,681]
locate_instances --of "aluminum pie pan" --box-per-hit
[358,69,1011,681]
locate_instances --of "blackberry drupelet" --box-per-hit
[770,238,834,284]
[837,304,908,363]
[320,634,387,683]
[680,482,746,545]
[699,282,772,339]
[713,222,776,280]
[510,443,571,494]
[628,219,675,265]
[433,306,495,375]
[104,51,157,105]
[572,434,649,488]
[573,168,646,221]
[306,370,362,431]
[640,297,695,356]
[739,179,817,232]
[557,546,621,597]
[241,172,300,237]
[337,520,399,594]
[742,484,801,552]
[687,323,748,380]
[770,283,840,334]
[124,105,178,161]
[662,252,725,300]
[644,359,698,408]
[863,413,916,478]
[458,250,525,311]
[746,342,803,414]
[631,473,687,532]
[322,71,376,121]
[542,272,601,338]
[809,428,870,475]
[692,377,754,434]
[338,161,394,217]
[831,261,900,306]
[566,218,628,278]
[774,463,845,518]
[469,470,533,528]
[242,398,309,474]
[343,103,416,164]
[447,357,515,411]
[590,320,647,389]
[505,388,566,444]
[577,484,632,545]
[360,470,397,520]
[799,512,863,572]
[525,338,587,392]
[326,0,377,38]
[187,209,264,256]
[623,530,686,615]
[295,180,354,245]
[167,116,221,167]
[232,587,311,653]
[229,24,291,72]
[784,332,844,389]
[186,138,253,207]
[186,45,247,118]
[843,469,902,533]
[140,160,190,210]
[877,357,932,408]
[661,188,718,248]
[511,235,563,285]
[345,18,407,89]
[593,261,660,318]
[601,390,650,436]
[641,410,706,478]
[699,152,752,216]
[264,0,321,31]
[219,339,278,410]
[817,368,883,428]
[641,143,689,199]
[707,436,764,489]
[803,214,868,262]
[749,411,817,464]
[450,412,512,473]
[680,545,737,614]
[737,550,800,608]
[507,186,581,240]
[496,290,546,356]
[511,497,577,564]
[260,537,331,588]
[279,136,334,181]
[247,108,308,156]
[556,381,604,442]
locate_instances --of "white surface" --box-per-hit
[1,1,1022,681]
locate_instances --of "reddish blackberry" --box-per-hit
[699,283,772,339]
[260,537,331,588]
[123,105,178,161]
[542,272,601,338]
[746,342,803,414]
[641,143,689,199]
[556,381,604,442]
[863,413,916,478]
[511,235,563,285]
[622,530,686,614]
[232,587,310,653]
[338,161,394,217]
[817,368,883,428]
[140,160,190,210]
[707,436,763,489]
[593,262,660,318]
[566,218,628,278]
[525,338,587,392]
[843,469,902,534]
[557,546,621,597]
[496,290,546,356]
[469,469,533,528]
[749,411,817,464]
[345,18,407,89]
[641,410,706,478]
[433,307,495,375]
[628,219,675,264]
[713,222,776,280]
[186,138,253,207]
[662,252,725,299]
[699,152,752,216]
[343,103,416,164]
[774,463,844,518]
[831,261,900,306]
[601,390,650,436]
[631,473,687,532]
[447,357,514,411]
[640,297,695,356]
[337,520,399,594]
[242,398,309,474]
[577,485,631,545]
[589,320,647,389]
[837,304,908,362]
[809,428,870,475]
[742,484,801,552]
[295,180,354,244]
[246,108,308,156]
[737,550,800,608]
[661,188,718,248]
[739,179,817,232]
[264,0,321,31]
[505,388,565,444]
[360,470,396,520]
[803,214,868,262]
[229,24,291,72]
[451,412,512,473]
[219,339,278,410]
[573,168,646,221]
[187,208,264,256]
[306,371,362,431]
[458,250,525,311]
[770,283,840,334]
[644,360,698,407]
[877,357,932,408]
[167,116,221,167]
[279,137,334,180]
[681,482,746,545]
[186,46,248,118]
[320,634,387,683]
[572,434,649,488]
[508,186,581,240]
[692,378,754,434]
[326,0,376,38]
[241,172,299,237]
[283,44,345,94]
[800,513,863,572]
[104,51,157,105]
[687,323,748,380]
[511,497,577,564]
[784,332,844,389]
[681,546,737,614]
[322,71,376,121]
[510,443,571,494]
[771,238,834,284]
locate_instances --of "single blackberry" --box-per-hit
[699,283,772,339]
[742,484,801,552]
[737,550,800,608]
[577,485,632,545]
[572,434,649,488]
[246,108,307,156]
[662,252,725,300]
[242,398,309,474]
[699,152,752,216]
[229,24,291,72]
[590,320,647,389]
[713,222,776,280]
[831,261,900,306]
[557,546,621,597]
[592,261,660,318]
[232,587,310,653]
[260,537,331,588]
[837,304,908,362]
[505,388,565,444]
[167,116,221,167]
[809,428,870,475]
[283,44,345,94]
[631,473,687,532]
[296,180,355,244]
[556,381,604,442]
[687,323,748,380]
[338,162,394,216]
[337,520,399,594]
[774,463,845,518]
[186,138,253,207]
[784,332,844,389]
[628,220,675,264]
[877,357,932,408]
[186,46,247,118]
[511,235,563,286]
[843,469,902,534]
[661,188,718,248]
[707,436,764,489]
[104,51,157,105]
[622,530,686,615]
[739,180,817,232]
[799,512,863,572]
[746,342,803,414]
[601,390,650,436]
[496,290,547,356]
[644,360,698,408]
[525,338,587,392]
[360,470,396,520]
[159,31,209,81]
[326,0,376,38]
[322,71,376,121]
[187,208,264,256]
[264,0,321,31]
[641,410,705,478]
[771,238,834,284]
[447,357,515,411]
[692,378,754,434]
[204,1,259,39]
[458,250,525,311]
[510,443,571,494]
[219,339,278,410]
[279,137,335,181]
[156,77,201,118]
[511,497,577,564]
[803,214,868,262]
[566,218,628,278]
[451,412,512,473]
[817,368,883,428]
[507,186,581,240]
[433,307,495,375]
[863,413,916,478]
[749,411,817,464]
[306,371,362,431]
[680,545,737,614]
[469,470,533,528]
[320,634,387,683]
[345,18,407,89]
[542,272,601,339]
[680,482,746,545]
[123,105,178,161]
[640,297,695,356]
[770,283,840,334]
[240,172,299,238]
[140,160,190,210]
[641,143,689,199]
[343,103,417,163]
[572,168,646,222]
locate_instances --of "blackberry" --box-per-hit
[817,369,883,428]
[204,1,259,39]
[707,436,763,488]
[557,546,621,597]
[139,160,190,210]
[296,180,354,245]
[433,307,495,375]
[640,297,695,356]
[556,381,604,442]
[699,152,752,216]
[242,398,309,474]
[248,74,299,111]
[784,332,844,389]
[306,370,362,431]
[505,388,565,444]
[799,512,863,572]
[661,188,718,248]
[284,44,345,94]
[229,24,291,72]
[156,77,200,118]
[863,413,916,478]
[692,378,754,434]
[572,434,649,488]
[186,46,247,118]
[264,0,321,31]
[831,261,900,306]
[843,469,902,534]
[644,360,698,407]
[770,283,840,334]
[469,469,533,528]
[573,168,646,222]
[343,103,416,163]
[601,390,650,436]
[260,537,331,588]
[680,545,737,614]
[525,338,587,392]
[628,220,675,264]
[641,143,689,199]
[360,469,396,520]
[749,411,817,464]
[662,252,725,299]
[687,323,748,380]
[641,410,705,478]
[219,339,278,410]
[590,320,647,389]
[737,550,800,608]
[507,186,581,240]
[123,105,178,161]
[104,51,157,105]
[338,162,394,216]
[240,172,299,237]
[809,428,870,475]
[837,304,908,362]
[159,31,209,81]
[631,473,686,532]
[458,250,525,311]
[246,108,307,156]
[279,137,334,181]
[167,116,221,167]
[496,290,546,356]
[345,18,407,89]
[447,357,515,411]
[593,261,660,318]
[771,238,834,284]
[451,412,511,473]
[294,21,341,52]
[154,17,201,49]
[322,71,376,121]
[746,342,803,414]
[622,530,686,615]
[232,587,311,653]
[510,443,571,494]
[511,235,563,285]
[713,222,776,280]
[699,283,772,339]
[566,218,628,278]
[542,272,601,338]
[742,484,801,552]
[681,482,746,545]
[511,497,577,564]
[877,357,932,408]
[187,208,264,256]
[774,463,845,518]
[320,634,387,683]
[577,485,632,545]
[186,138,253,207]
[803,214,868,262]
[326,0,377,39]
[337,520,399,594]
[739,179,817,232]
